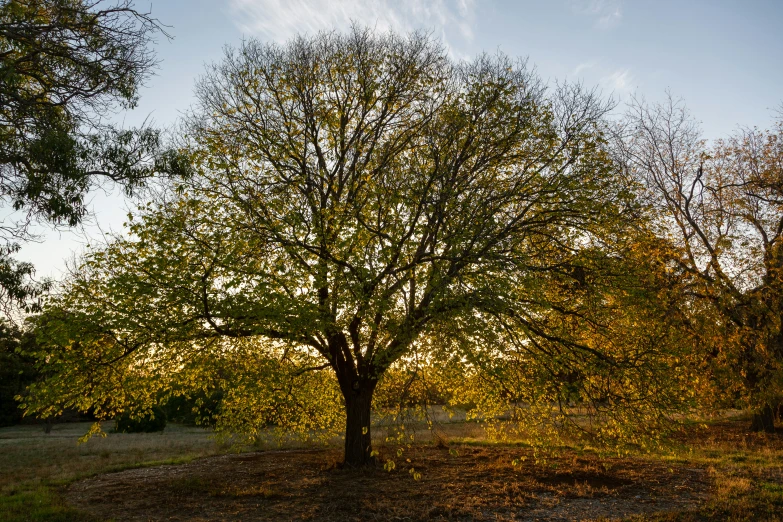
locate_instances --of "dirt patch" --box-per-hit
[65,445,710,521]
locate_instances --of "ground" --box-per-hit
[2,417,783,521]
[65,446,709,521]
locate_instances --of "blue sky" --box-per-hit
[19,0,783,280]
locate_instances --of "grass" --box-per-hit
[631,418,783,521]
[0,486,92,522]
[0,421,227,521]
[1,416,781,521]
[638,476,783,521]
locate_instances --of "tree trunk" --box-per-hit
[343,384,375,467]
[750,403,776,433]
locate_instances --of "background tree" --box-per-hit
[616,96,783,432]
[0,0,189,312]
[25,28,692,466]
[0,320,37,426]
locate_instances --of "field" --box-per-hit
[1,416,782,521]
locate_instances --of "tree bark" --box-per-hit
[750,403,776,433]
[343,383,376,467]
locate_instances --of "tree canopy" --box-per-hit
[26,28,697,465]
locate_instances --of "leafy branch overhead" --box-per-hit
[0,0,191,312]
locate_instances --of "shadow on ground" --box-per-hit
[66,445,710,521]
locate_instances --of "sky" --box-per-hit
[18,0,783,281]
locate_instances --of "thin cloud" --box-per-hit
[601,69,634,92]
[596,7,622,29]
[570,0,623,29]
[228,0,476,53]
[572,60,597,76]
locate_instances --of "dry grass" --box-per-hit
[635,419,783,521]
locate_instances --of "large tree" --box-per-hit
[0,0,188,312]
[617,97,783,432]
[26,28,692,465]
